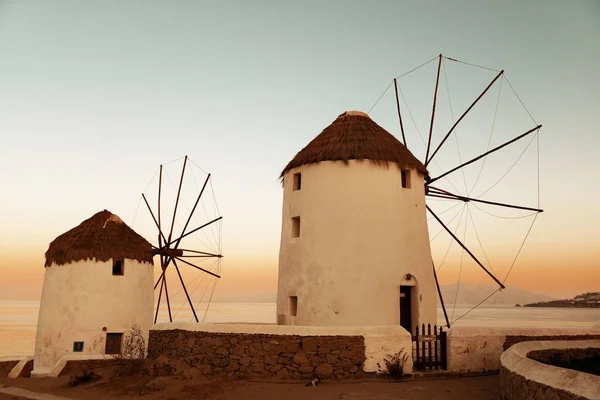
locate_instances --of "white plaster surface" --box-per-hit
[277,160,436,328]
[45,354,108,378]
[501,339,600,399]
[152,323,413,373]
[7,357,33,379]
[447,326,600,373]
[32,259,153,377]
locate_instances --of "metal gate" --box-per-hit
[412,324,447,371]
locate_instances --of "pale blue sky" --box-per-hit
[0,0,599,299]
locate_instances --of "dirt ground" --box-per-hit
[0,394,28,400]
[1,373,500,400]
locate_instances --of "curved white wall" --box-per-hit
[32,259,153,376]
[276,160,436,327]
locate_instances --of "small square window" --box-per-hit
[401,169,411,189]
[112,259,124,276]
[289,296,298,317]
[293,173,302,191]
[73,341,84,352]
[291,217,300,238]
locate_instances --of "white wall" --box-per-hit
[32,258,153,376]
[277,160,436,328]
[501,339,600,400]
[447,326,600,373]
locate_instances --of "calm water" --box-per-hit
[1,301,599,357]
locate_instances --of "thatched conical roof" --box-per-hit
[280,111,427,178]
[44,210,154,267]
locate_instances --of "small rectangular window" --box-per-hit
[401,169,411,189]
[289,296,298,317]
[112,259,124,276]
[293,173,302,191]
[73,341,84,352]
[292,216,300,238]
[105,333,123,355]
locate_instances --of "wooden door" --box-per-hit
[105,332,123,355]
[400,286,412,331]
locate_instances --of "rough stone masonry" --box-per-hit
[147,330,367,379]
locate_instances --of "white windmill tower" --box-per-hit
[276,110,437,329]
[276,55,544,334]
[32,210,155,376]
[32,156,224,376]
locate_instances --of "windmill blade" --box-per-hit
[175,173,211,248]
[158,165,163,248]
[174,256,221,279]
[427,187,543,213]
[142,194,168,244]
[154,269,165,290]
[432,261,450,328]
[426,205,505,289]
[393,78,407,147]
[178,248,222,258]
[427,125,542,186]
[163,269,173,323]
[154,275,165,324]
[166,216,223,247]
[172,258,199,323]
[426,70,504,167]
[425,54,443,163]
[168,156,188,242]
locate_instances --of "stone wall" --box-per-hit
[499,367,587,400]
[500,339,600,400]
[147,329,366,379]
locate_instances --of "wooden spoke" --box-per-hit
[174,256,221,279]
[427,205,505,289]
[426,70,504,166]
[168,156,188,242]
[172,258,199,322]
[163,270,172,323]
[426,193,459,201]
[178,249,222,258]
[427,186,543,213]
[427,125,541,185]
[142,194,168,244]
[425,54,443,163]
[433,262,450,328]
[154,275,165,324]
[166,217,223,247]
[154,269,165,290]
[393,78,407,147]
[175,173,211,249]
[158,165,164,264]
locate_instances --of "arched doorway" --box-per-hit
[399,274,417,332]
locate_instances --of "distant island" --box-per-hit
[523,292,600,308]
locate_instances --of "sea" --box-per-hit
[1,300,599,358]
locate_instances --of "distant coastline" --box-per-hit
[522,292,600,308]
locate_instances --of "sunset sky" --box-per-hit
[0,1,599,304]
